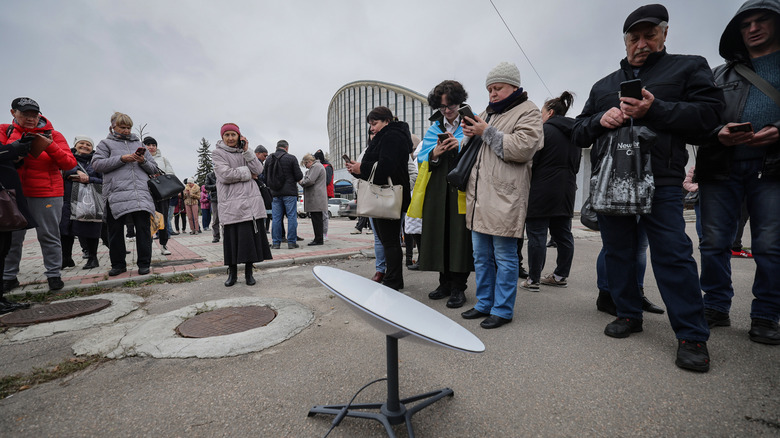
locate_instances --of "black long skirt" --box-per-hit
[222,219,273,265]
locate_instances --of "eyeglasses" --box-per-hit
[438,104,459,112]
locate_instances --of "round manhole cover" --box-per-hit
[0,299,112,327]
[175,306,277,338]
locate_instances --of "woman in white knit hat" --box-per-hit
[458,61,544,329]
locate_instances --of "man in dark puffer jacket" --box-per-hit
[263,140,303,249]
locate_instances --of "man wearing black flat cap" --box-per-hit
[572,4,725,372]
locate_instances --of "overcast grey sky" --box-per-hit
[1,0,739,179]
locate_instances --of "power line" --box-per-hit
[489,0,553,98]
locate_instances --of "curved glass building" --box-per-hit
[327,80,432,174]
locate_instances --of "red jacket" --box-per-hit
[0,116,76,197]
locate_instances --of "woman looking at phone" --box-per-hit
[458,62,544,329]
[91,112,158,277]
[345,106,413,291]
[212,123,271,287]
[60,136,103,270]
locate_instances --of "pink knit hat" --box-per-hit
[220,123,241,137]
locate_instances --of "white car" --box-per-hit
[298,198,345,218]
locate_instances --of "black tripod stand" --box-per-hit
[308,335,454,437]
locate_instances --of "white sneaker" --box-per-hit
[161,245,171,255]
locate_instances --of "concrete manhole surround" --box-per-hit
[72,297,314,359]
[0,299,112,327]
[1,293,145,343]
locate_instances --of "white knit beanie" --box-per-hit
[73,135,94,148]
[485,62,522,88]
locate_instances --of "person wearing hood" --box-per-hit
[415,80,474,309]
[572,4,725,372]
[212,123,272,287]
[60,136,103,270]
[0,97,77,292]
[521,91,581,292]
[346,106,413,291]
[457,62,544,329]
[143,136,174,255]
[697,0,780,345]
[91,112,158,277]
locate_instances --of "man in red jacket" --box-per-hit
[1,98,76,291]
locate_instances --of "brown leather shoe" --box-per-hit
[371,272,385,283]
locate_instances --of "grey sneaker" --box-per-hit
[520,279,540,292]
[161,245,171,256]
[540,273,567,288]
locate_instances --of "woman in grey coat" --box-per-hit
[91,112,158,277]
[299,154,327,246]
[212,123,272,287]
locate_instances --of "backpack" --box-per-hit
[265,152,286,191]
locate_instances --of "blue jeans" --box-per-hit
[370,218,386,273]
[526,216,574,283]
[597,186,709,342]
[700,159,780,322]
[201,208,211,230]
[272,196,298,245]
[597,219,647,292]
[471,231,519,320]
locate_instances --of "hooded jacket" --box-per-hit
[91,132,158,219]
[0,116,76,197]
[573,50,725,187]
[696,0,780,182]
[150,149,175,175]
[526,115,580,218]
[212,140,265,226]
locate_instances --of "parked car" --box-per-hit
[339,200,357,220]
[330,198,351,218]
[297,197,307,218]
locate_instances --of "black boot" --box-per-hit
[245,264,256,286]
[83,257,99,270]
[446,288,467,309]
[596,289,617,316]
[225,265,237,287]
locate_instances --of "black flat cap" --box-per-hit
[624,4,669,33]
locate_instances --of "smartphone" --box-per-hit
[342,154,351,163]
[620,79,643,100]
[437,133,449,142]
[458,105,476,125]
[240,139,247,148]
[135,147,146,156]
[728,122,753,133]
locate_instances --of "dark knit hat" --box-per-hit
[142,136,157,146]
[623,4,669,33]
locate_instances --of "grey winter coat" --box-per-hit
[212,140,264,226]
[300,160,327,212]
[91,133,158,219]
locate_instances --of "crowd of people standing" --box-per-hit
[0,1,777,375]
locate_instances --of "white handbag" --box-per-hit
[356,162,403,220]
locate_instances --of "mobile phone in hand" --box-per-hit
[728,122,753,133]
[458,105,476,125]
[342,154,351,163]
[620,79,643,100]
[135,147,146,156]
[437,133,449,142]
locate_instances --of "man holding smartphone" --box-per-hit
[697,0,780,345]
[0,98,76,292]
[572,4,725,372]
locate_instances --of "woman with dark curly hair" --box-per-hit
[346,107,413,290]
[415,80,474,309]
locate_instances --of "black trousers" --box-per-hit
[373,218,403,290]
[310,211,324,243]
[0,231,10,295]
[62,235,99,261]
[106,203,152,269]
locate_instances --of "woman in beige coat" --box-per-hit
[458,62,544,329]
[183,179,201,234]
